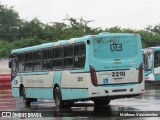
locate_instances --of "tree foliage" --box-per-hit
[0,5,21,41]
[1,4,160,58]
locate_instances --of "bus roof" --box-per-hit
[11,33,139,54]
[11,43,54,54]
[144,47,160,51]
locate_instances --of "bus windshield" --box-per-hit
[93,36,138,59]
[143,53,152,71]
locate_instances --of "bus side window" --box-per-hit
[74,43,86,69]
[64,45,74,69]
[52,47,63,69]
[17,53,25,72]
[42,48,53,70]
[33,50,42,71]
[25,52,33,72]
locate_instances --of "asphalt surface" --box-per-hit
[0,82,160,120]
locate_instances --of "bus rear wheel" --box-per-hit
[54,87,73,108]
[54,87,64,108]
[54,87,74,108]
[94,99,110,106]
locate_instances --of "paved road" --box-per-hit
[0,83,160,120]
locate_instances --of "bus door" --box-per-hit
[9,58,17,81]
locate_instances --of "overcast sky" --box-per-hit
[1,0,160,30]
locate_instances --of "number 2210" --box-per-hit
[112,71,125,77]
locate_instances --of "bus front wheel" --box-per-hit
[22,87,31,106]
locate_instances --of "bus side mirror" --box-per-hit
[9,60,12,68]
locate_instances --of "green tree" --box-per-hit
[0,5,21,41]
[19,18,45,39]
[146,25,160,34]
[64,15,98,37]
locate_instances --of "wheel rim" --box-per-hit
[55,90,60,106]
[23,88,26,101]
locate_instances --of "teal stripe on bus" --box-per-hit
[17,71,49,76]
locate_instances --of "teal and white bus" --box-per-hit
[9,33,144,108]
[143,47,160,81]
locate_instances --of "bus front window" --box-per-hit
[143,54,152,71]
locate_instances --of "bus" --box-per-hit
[143,47,160,81]
[9,32,144,108]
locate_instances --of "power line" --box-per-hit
[0,32,54,36]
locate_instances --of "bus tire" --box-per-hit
[94,99,110,106]
[54,87,64,108]
[22,87,31,106]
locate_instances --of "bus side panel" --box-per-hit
[12,72,54,99]
[12,87,20,97]
[61,71,89,88]
[25,87,53,99]
[11,76,21,97]
[23,72,54,99]
[60,71,90,100]
[61,88,89,100]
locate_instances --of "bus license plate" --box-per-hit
[112,71,125,77]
